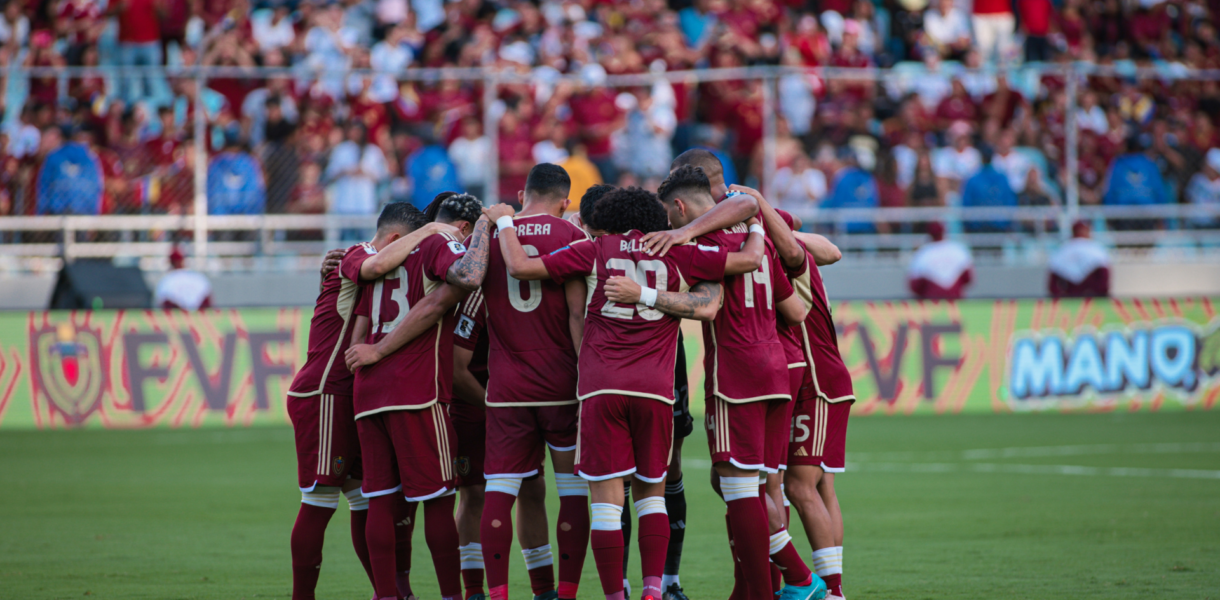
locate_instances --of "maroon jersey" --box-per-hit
[453,288,490,388]
[541,231,728,403]
[699,225,794,403]
[289,243,376,397]
[352,233,467,417]
[787,251,856,403]
[483,214,589,406]
[763,208,808,369]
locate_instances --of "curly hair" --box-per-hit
[579,184,617,231]
[591,186,670,235]
[436,193,483,225]
[423,191,459,223]
[656,164,712,205]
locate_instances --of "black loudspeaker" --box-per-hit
[50,259,152,310]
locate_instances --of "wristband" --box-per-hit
[496,216,515,232]
[749,224,766,236]
[640,286,658,308]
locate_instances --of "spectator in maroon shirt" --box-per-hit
[24,31,64,106]
[55,0,104,65]
[935,79,979,130]
[1129,3,1171,58]
[159,0,192,62]
[981,74,1027,129]
[1048,221,1111,298]
[568,64,623,183]
[1019,0,1054,62]
[108,0,168,104]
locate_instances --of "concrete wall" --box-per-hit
[2,261,1217,309]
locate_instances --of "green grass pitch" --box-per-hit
[2,411,1218,599]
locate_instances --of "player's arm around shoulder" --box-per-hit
[794,231,842,266]
[604,275,723,322]
[724,218,766,276]
[344,283,469,372]
[362,222,459,281]
[494,205,554,281]
[641,190,759,257]
[445,209,500,291]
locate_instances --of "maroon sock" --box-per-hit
[637,513,670,598]
[824,573,843,597]
[527,563,556,595]
[556,495,589,599]
[349,507,374,588]
[366,495,401,600]
[480,490,517,599]
[291,502,336,600]
[590,529,626,600]
[726,513,743,600]
[726,497,773,600]
[395,497,418,598]
[424,494,462,600]
[770,532,813,587]
[770,561,783,594]
[462,566,485,600]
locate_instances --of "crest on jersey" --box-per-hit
[456,316,476,339]
[454,456,471,477]
[447,241,466,255]
[29,322,107,425]
[333,456,346,476]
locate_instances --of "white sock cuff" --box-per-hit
[769,529,793,555]
[344,487,369,511]
[633,496,667,517]
[758,473,768,485]
[486,477,523,496]
[811,547,843,576]
[721,476,759,502]
[555,473,589,497]
[781,483,790,507]
[521,544,554,569]
[459,543,484,570]
[302,488,342,509]
[591,503,624,531]
[665,479,684,494]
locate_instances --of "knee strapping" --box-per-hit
[302,486,342,509]
[633,496,667,518]
[720,476,759,502]
[486,477,523,497]
[591,503,623,531]
[555,473,589,497]
[344,487,369,511]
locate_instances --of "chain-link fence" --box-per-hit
[1,63,1218,268]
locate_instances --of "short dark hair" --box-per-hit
[591,187,669,235]
[671,148,723,179]
[579,184,617,231]
[424,191,459,222]
[436,193,483,225]
[377,201,428,233]
[525,163,571,200]
[656,164,713,206]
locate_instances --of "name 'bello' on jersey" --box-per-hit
[788,249,856,403]
[288,243,377,397]
[541,231,728,404]
[351,233,467,418]
[483,214,589,406]
[700,225,794,403]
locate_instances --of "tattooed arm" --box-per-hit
[604,276,723,322]
[444,218,493,291]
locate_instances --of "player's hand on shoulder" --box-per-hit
[344,344,384,372]
[320,248,345,278]
[641,227,691,258]
[604,275,643,304]
[482,202,515,222]
[729,184,766,205]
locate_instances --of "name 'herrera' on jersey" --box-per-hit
[493,222,553,237]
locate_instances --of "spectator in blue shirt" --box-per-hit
[1104,137,1168,230]
[406,135,463,211]
[822,150,879,234]
[961,149,1018,232]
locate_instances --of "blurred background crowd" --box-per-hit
[0,0,1218,238]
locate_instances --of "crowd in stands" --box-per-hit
[0,0,1217,237]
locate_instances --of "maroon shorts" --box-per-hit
[764,399,796,473]
[797,365,817,402]
[706,396,773,471]
[788,398,852,472]
[485,403,578,479]
[357,403,457,501]
[288,393,362,491]
[448,402,486,487]
[576,394,673,483]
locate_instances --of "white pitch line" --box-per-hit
[847,461,1220,480]
[848,442,1220,463]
